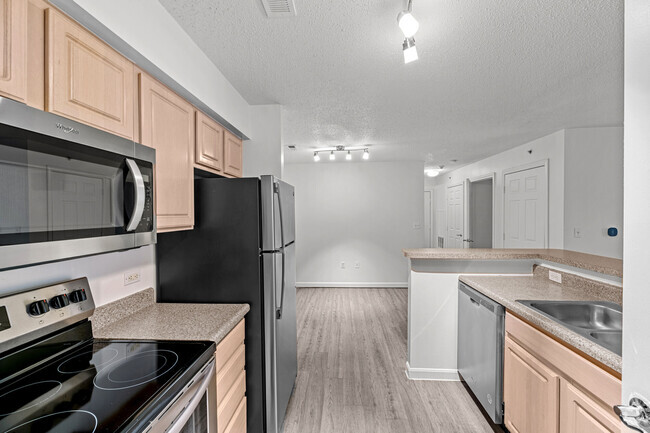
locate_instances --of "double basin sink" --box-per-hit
[517,300,622,355]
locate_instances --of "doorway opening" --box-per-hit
[466,176,494,248]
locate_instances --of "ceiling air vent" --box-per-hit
[261,0,297,18]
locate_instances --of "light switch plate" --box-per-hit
[549,270,562,284]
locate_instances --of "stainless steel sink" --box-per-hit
[517,300,622,355]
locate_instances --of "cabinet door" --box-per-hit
[224,130,243,177]
[195,110,224,173]
[0,0,26,102]
[560,380,621,433]
[504,336,560,433]
[139,72,194,232]
[47,9,134,139]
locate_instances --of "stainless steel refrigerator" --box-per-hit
[156,175,297,433]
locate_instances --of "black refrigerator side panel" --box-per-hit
[156,177,265,433]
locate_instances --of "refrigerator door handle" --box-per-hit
[275,181,286,319]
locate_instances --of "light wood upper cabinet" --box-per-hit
[196,110,224,173]
[504,335,560,433]
[0,0,27,102]
[47,9,134,139]
[224,130,243,177]
[560,379,621,433]
[139,72,194,232]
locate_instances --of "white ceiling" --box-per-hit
[159,0,623,169]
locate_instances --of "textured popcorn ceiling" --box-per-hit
[159,0,623,167]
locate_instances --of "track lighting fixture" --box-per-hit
[312,146,370,162]
[398,0,419,64]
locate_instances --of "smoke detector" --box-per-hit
[261,0,297,17]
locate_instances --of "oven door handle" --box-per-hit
[164,358,216,433]
[125,158,145,232]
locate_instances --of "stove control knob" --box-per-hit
[28,300,50,316]
[69,289,87,303]
[50,294,70,309]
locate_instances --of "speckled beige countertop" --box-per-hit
[459,270,622,373]
[403,248,623,278]
[92,288,250,346]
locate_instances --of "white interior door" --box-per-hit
[503,166,547,248]
[447,184,464,248]
[424,190,433,247]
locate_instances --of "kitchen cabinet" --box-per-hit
[139,71,195,232]
[47,9,134,139]
[195,110,225,174]
[504,335,560,433]
[560,379,621,433]
[504,313,622,433]
[216,319,246,433]
[224,129,243,177]
[0,0,27,102]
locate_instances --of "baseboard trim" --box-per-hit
[405,362,460,381]
[296,282,408,288]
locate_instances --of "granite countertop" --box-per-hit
[403,248,623,277]
[459,273,622,373]
[92,288,250,346]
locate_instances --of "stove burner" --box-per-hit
[93,350,179,390]
[5,410,98,433]
[0,381,62,417]
[57,348,119,374]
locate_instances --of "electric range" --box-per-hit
[0,278,216,433]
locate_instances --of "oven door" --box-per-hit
[147,358,217,433]
[0,99,155,270]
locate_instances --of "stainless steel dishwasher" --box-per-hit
[457,281,505,424]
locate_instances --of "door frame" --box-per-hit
[424,188,434,247]
[465,172,496,248]
[447,182,465,248]
[502,159,549,248]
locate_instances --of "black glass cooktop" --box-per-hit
[0,334,214,432]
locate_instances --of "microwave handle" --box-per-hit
[125,158,145,232]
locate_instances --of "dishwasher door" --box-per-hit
[457,281,505,424]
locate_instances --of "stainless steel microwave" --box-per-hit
[0,97,156,270]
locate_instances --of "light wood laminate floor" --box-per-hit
[283,288,499,433]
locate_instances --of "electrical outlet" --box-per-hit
[124,271,141,286]
[354,262,360,269]
[573,227,582,238]
[340,261,345,269]
[549,270,562,284]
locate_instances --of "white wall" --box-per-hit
[0,246,155,307]
[68,0,251,138]
[243,105,283,179]
[433,130,566,248]
[623,0,650,404]
[284,161,425,287]
[564,127,624,258]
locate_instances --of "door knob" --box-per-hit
[463,239,474,243]
[614,398,650,432]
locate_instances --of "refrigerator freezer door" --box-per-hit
[261,176,295,252]
[262,245,297,433]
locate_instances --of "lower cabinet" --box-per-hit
[504,313,624,433]
[504,336,560,433]
[216,319,246,433]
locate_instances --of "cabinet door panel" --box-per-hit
[560,380,621,433]
[139,72,194,231]
[196,110,224,173]
[504,335,560,433]
[47,9,134,139]
[224,130,243,177]
[0,0,26,102]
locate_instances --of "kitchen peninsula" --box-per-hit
[403,248,623,381]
